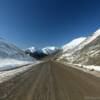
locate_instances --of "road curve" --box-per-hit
[0,61,100,100]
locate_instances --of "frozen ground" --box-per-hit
[0,61,40,83]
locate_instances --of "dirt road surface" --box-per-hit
[0,61,100,100]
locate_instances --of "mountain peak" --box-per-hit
[26,47,36,53]
[42,46,60,55]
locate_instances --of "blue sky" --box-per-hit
[0,0,100,49]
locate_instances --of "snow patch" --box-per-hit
[75,64,100,72]
[0,59,35,71]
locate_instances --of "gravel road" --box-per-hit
[0,61,100,100]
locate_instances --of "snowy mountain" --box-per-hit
[25,46,61,59]
[0,38,35,71]
[59,28,100,66]
[62,37,86,52]
[59,37,86,61]
[42,46,61,55]
[25,47,36,54]
[25,47,47,59]
[73,29,100,65]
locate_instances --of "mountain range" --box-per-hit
[25,46,61,59]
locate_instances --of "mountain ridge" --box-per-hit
[58,28,100,66]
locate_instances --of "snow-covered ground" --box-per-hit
[0,59,36,71]
[74,64,100,72]
[0,61,41,83]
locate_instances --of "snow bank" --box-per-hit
[0,59,36,71]
[83,65,100,71]
[75,64,100,72]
